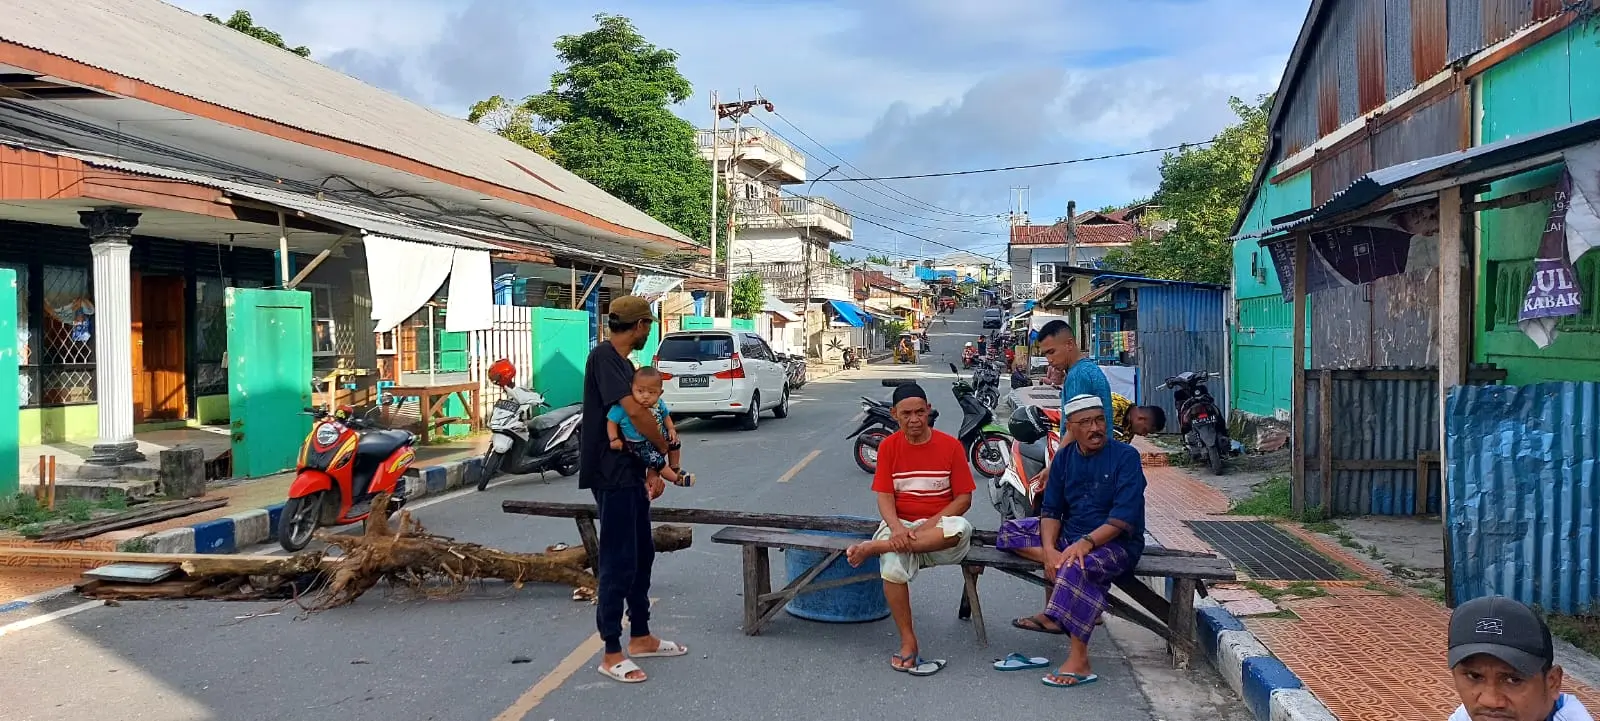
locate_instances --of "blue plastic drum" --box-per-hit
[782,520,890,623]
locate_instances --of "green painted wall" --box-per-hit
[1231,171,1312,418]
[19,405,97,445]
[530,308,590,409]
[195,394,229,425]
[0,268,15,495]
[1476,22,1600,384]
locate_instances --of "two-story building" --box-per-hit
[1007,203,1157,301]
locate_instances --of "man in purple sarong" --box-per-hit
[995,393,1146,687]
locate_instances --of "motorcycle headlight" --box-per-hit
[314,423,340,446]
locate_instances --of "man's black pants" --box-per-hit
[593,485,653,654]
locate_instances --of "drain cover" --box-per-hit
[1184,520,1348,581]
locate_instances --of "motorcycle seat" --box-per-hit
[358,429,414,458]
[530,404,581,431]
[1019,439,1048,465]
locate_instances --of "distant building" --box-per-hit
[1007,202,1162,300]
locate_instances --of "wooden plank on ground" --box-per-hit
[33,498,229,542]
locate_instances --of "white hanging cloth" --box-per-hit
[445,248,493,332]
[363,234,456,334]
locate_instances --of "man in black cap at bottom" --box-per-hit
[1448,595,1592,721]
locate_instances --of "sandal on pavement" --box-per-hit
[597,659,647,684]
[993,652,1050,671]
[1042,672,1098,688]
[632,640,689,658]
[1012,615,1067,635]
[889,652,915,672]
[907,658,948,677]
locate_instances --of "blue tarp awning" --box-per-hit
[827,300,865,327]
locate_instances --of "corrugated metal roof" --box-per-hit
[0,0,690,245]
[1232,114,1600,242]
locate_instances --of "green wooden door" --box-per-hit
[0,268,16,496]
[226,288,313,478]
[530,308,591,409]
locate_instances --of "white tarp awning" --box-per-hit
[762,292,802,322]
[365,235,493,333]
[632,274,685,303]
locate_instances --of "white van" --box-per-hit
[654,330,790,430]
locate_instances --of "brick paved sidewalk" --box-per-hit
[1142,464,1600,721]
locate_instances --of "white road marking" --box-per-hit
[0,600,104,638]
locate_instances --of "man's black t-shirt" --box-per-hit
[579,341,645,490]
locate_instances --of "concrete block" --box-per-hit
[441,461,468,490]
[422,466,447,495]
[1216,629,1271,697]
[1198,605,1247,661]
[158,447,205,499]
[225,509,271,547]
[146,527,195,554]
[266,503,285,541]
[191,518,236,554]
[1241,655,1303,721]
[1270,689,1339,721]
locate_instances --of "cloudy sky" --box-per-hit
[168,0,1309,263]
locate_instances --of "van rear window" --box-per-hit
[658,335,734,362]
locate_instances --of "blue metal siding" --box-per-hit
[1303,372,1441,515]
[1445,382,1600,614]
[1136,285,1227,423]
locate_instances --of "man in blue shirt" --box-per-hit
[996,393,1146,688]
[1028,319,1114,491]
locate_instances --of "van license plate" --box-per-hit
[680,375,710,388]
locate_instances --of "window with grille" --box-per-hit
[193,277,229,397]
[40,265,95,405]
[1037,263,1056,284]
[305,284,337,356]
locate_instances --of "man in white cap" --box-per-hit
[1447,595,1591,721]
[994,393,1146,688]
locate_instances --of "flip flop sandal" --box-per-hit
[993,652,1050,671]
[889,653,915,672]
[1012,616,1067,635]
[597,659,647,684]
[632,640,689,658]
[907,658,948,677]
[1042,672,1099,688]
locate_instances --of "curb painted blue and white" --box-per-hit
[116,456,485,554]
[1194,599,1338,721]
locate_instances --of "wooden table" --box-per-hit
[383,382,480,444]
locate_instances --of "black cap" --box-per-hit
[891,383,927,407]
[1448,596,1554,677]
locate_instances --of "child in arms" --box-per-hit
[606,366,694,487]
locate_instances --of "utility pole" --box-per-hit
[711,90,775,322]
[801,165,840,355]
[1065,199,1079,268]
[707,90,720,316]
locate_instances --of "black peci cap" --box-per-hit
[1448,595,1554,677]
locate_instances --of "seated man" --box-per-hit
[1110,392,1167,444]
[845,383,975,677]
[996,393,1146,687]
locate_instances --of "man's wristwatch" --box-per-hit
[1077,535,1097,549]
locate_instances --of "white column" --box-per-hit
[80,208,144,465]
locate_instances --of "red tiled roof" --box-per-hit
[1008,221,1142,246]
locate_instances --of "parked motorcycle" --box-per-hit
[280,405,415,552]
[784,353,808,390]
[1162,370,1235,475]
[947,363,1011,479]
[969,358,1002,410]
[847,379,941,474]
[476,388,583,491]
[988,404,1064,522]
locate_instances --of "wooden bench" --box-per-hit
[710,525,1238,667]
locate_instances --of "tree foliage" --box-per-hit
[730,272,765,318]
[1101,95,1270,285]
[468,95,558,161]
[205,10,310,57]
[829,249,848,267]
[517,14,716,245]
[865,253,893,265]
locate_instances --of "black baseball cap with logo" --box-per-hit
[1448,595,1555,677]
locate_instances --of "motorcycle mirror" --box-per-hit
[949,363,959,375]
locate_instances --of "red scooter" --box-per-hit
[279,405,416,551]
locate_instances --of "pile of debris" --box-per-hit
[74,494,693,613]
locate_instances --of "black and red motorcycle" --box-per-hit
[1162,370,1236,475]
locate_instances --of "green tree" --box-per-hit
[865,253,892,265]
[468,95,558,161]
[1102,95,1270,284]
[205,10,310,57]
[730,272,765,318]
[829,249,848,267]
[519,14,717,245]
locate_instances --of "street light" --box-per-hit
[798,165,840,350]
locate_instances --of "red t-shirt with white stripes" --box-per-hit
[871,429,976,522]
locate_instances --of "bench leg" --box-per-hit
[1167,578,1198,669]
[962,564,988,648]
[574,517,601,573]
[741,545,770,636]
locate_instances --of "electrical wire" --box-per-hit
[805,142,1211,181]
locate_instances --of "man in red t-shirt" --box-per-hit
[845,383,975,677]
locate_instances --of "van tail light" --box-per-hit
[659,371,675,380]
[715,355,746,379]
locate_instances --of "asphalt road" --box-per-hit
[0,308,1247,721]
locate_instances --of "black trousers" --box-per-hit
[593,485,653,653]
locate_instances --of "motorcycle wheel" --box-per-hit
[555,430,581,477]
[854,429,888,474]
[977,388,998,410]
[970,434,1009,478]
[478,450,505,491]
[1207,444,1225,476]
[278,491,324,552]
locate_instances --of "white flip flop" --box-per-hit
[597,659,647,683]
[632,639,689,658]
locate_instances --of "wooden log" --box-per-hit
[33,498,230,542]
[503,500,1216,559]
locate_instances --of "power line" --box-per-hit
[777,185,1007,265]
[757,112,994,219]
[843,206,1009,237]
[807,142,1211,181]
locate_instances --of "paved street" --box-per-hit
[0,310,1246,721]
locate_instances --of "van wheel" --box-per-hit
[741,393,761,431]
[773,387,791,419]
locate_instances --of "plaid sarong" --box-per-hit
[996,517,1133,643]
